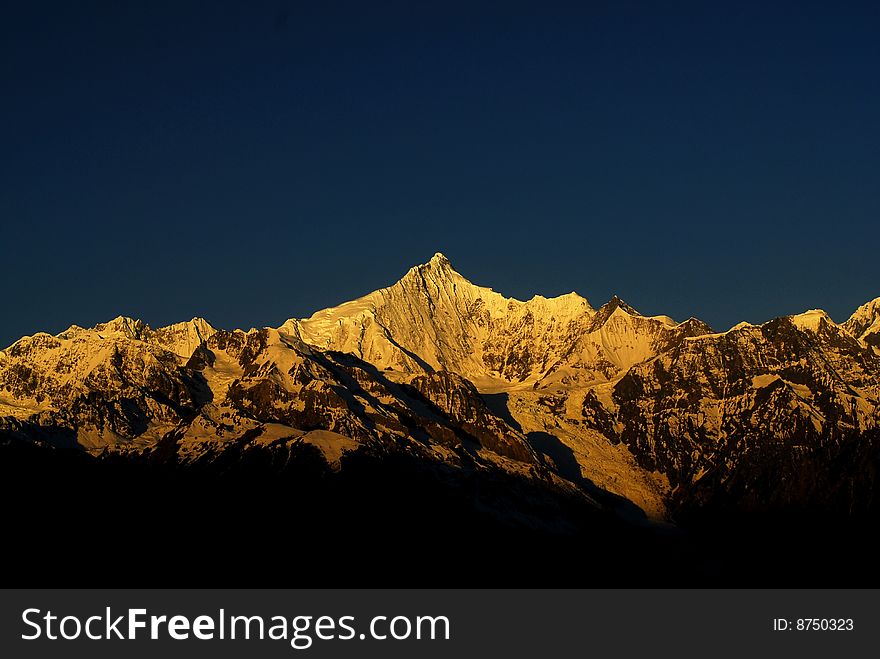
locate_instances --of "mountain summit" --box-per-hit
[844,296,880,351]
[281,252,597,383]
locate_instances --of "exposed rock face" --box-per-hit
[2,253,879,524]
[609,316,880,498]
[0,319,213,448]
[407,370,537,463]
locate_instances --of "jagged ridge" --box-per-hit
[2,252,879,522]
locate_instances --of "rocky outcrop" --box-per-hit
[605,313,880,513]
[408,370,537,463]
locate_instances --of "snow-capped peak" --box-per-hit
[406,251,453,274]
[844,297,880,339]
[277,254,722,385]
[429,251,451,265]
[150,317,217,357]
[398,251,468,288]
[279,253,600,381]
[587,296,640,330]
[789,308,833,332]
[94,316,146,339]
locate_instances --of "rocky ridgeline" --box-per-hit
[1,253,879,520]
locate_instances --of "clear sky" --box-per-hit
[2,1,878,347]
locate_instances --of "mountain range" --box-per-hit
[3,253,880,585]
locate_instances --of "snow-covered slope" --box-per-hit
[844,297,880,354]
[281,253,708,389]
[535,296,713,388]
[281,253,596,384]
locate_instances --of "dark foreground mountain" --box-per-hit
[2,254,879,585]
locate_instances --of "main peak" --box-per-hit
[428,251,451,266]
[401,251,459,283]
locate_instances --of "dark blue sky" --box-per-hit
[3,1,878,347]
